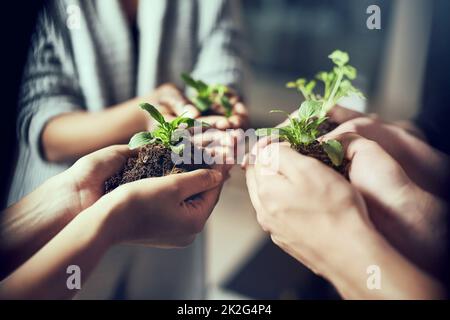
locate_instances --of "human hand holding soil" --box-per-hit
[244,143,371,273]
[325,108,450,197]
[99,167,225,248]
[327,133,447,276]
[244,141,445,299]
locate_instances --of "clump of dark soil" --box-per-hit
[318,119,339,136]
[293,141,349,177]
[104,144,209,193]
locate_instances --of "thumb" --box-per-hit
[330,132,381,160]
[168,169,224,200]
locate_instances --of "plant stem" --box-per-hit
[322,69,343,117]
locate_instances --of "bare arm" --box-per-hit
[0,173,79,279]
[42,97,148,163]
[320,224,445,300]
[41,83,194,163]
[0,200,112,299]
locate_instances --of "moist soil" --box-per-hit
[317,118,339,136]
[104,144,209,193]
[294,119,349,177]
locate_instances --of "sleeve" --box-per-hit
[17,4,85,160]
[191,0,247,97]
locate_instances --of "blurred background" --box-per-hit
[1,0,448,300]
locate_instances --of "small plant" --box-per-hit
[286,50,364,117]
[181,73,233,117]
[129,103,204,154]
[256,50,364,168]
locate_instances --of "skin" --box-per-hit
[244,136,446,299]
[275,106,448,275]
[43,83,249,163]
[325,106,450,197]
[0,145,228,299]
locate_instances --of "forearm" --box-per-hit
[320,225,445,299]
[0,172,78,279]
[42,97,148,162]
[0,199,113,299]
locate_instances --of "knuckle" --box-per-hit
[200,170,216,188]
[166,179,181,195]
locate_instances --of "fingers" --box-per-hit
[277,109,298,128]
[169,169,224,200]
[256,143,317,179]
[197,102,249,130]
[230,102,250,129]
[242,136,277,168]
[327,105,365,124]
[329,132,381,161]
[245,166,265,215]
[196,115,231,130]
[73,145,137,178]
[173,102,201,119]
[157,83,201,118]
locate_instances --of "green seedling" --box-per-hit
[257,50,364,167]
[286,49,365,117]
[181,73,233,117]
[129,103,207,155]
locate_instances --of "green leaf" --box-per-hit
[298,100,323,120]
[329,50,349,67]
[171,117,196,129]
[192,96,211,112]
[316,71,328,82]
[322,139,344,166]
[140,103,166,125]
[220,95,232,117]
[196,80,209,94]
[129,131,154,149]
[305,80,316,94]
[342,65,357,79]
[181,73,199,90]
[286,81,296,88]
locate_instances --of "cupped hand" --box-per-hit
[329,133,447,274]
[196,92,250,130]
[100,167,225,248]
[62,145,137,219]
[324,106,450,197]
[142,83,200,129]
[244,143,371,275]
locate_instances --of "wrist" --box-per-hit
[42,171,82,223]
[83,194,121,248]
[91,189,133,246]
[396,182,447,240]
[312,212,379,280]
[320,222,389,298]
